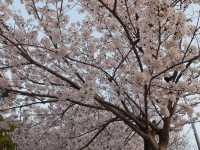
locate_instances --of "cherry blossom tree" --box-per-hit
[0,0,200,150]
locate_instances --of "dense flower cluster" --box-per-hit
[0,0,199,149]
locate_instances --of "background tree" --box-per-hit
[0,115,16,150]
[0,0,200,150]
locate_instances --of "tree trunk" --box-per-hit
[144,118,170,150]
[144,137,168,150]
[158,132,168,150]
[144,139,153,150]
[158,144,168,150]
[158,118,170,150]
[143,132,158,150]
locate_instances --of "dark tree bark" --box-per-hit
[158,118,170,150]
